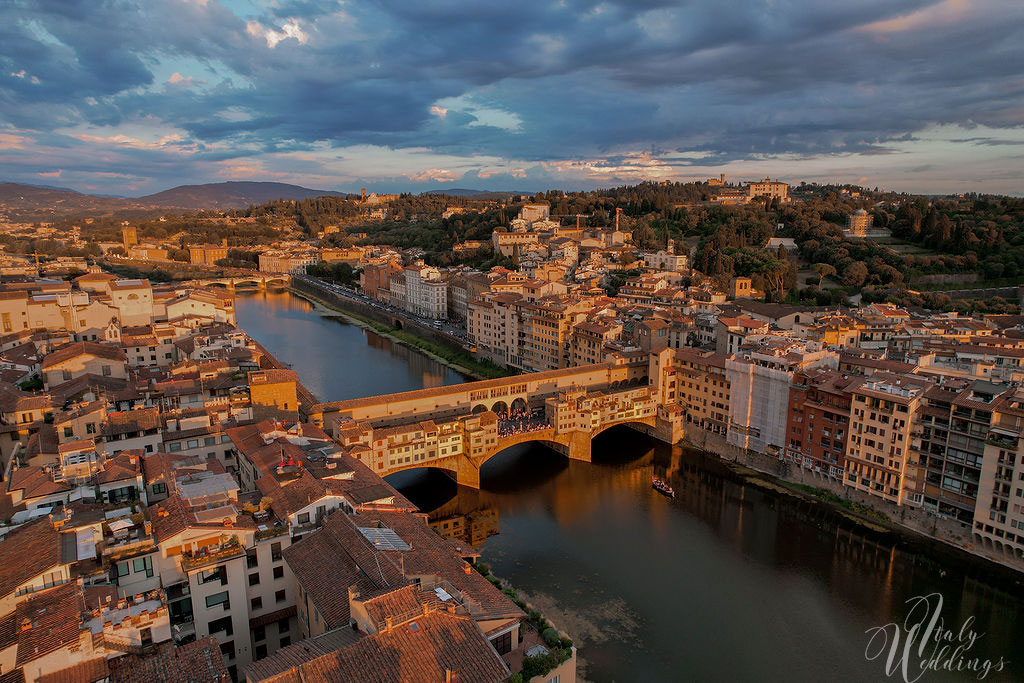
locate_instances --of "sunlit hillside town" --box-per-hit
[0,177,1022,682]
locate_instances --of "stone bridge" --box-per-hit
[340,411,670,489]
[310,349,684,488]
[193,274,292,291]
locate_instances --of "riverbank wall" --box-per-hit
[684,424,1024,575]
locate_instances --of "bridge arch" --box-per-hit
[589,418,656,440]
[478,437,570,469]
[382,463,459,485]
[491,401,509,416]
[472,404,488,414]
[510,398,527,414]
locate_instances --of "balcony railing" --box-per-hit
[179,538,244,571]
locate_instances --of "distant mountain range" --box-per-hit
[0,181,533,220]
[0,181,349,219]
[137,181,347,209]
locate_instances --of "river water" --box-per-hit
[236,290,1024,682]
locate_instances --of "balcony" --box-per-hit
[179,537,244,571]
[171,617,195,644]
[255,524,289,542]
[95,631,154,656]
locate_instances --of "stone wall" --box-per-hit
[683,424,1024,574]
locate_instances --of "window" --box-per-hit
[220,641,235,660]
[102,365,111,376]
[208,616,232,637]
[168,442,182,452]
[187,439,199,449]
[204,436,216,446]
[199,566,227,585]
[116,561,130,578]
[491,630,512,655]
[86,422,96,434]
[248,573,260,586]
[247,550,258,569]
[251,597,263,611]
[277,618,290,633]
[63,427,74,438]
[62,370,72,381]
[152,483,167,495]
[273,566,284,580]
[271,542,282,562]
[133,556,153,578]
[297,512,310,524]
[279,636,291,647]
[205,591,230,609]
[275,589,286,603]
[254,644,268,660]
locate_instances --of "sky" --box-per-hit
[1,0,1023,197]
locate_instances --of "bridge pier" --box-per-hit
[567,431,592,462]
[455,460,481,489]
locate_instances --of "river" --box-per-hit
[236,290,1024,682]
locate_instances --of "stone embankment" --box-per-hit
[684,424,1024,576]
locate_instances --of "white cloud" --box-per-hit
[265,20,308,49]
[430,105,448,118]
[408,168,458,182]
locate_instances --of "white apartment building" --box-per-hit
[403,264,448,320]
[726,338,837,454]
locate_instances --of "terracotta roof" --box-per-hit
[362,584,444,627]
[107,636,229,683]
[6,466,71,503]
[95,452,142,485]
[102,407,160,437]
[0,609,17,651]
[267,611,509,683]
[40,342,125,370]
[248,369,299,385]
[311,362,615,414]
[37,657,109,683]
[15,582,85,667]
[0,382,53,414]
[149,493,253,543]
[243,628,363,682]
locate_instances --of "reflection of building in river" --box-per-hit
[363,328,448,388]
[429,506,499,545]
[425,484,500,545]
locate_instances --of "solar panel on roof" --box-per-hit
[357,526,410,551]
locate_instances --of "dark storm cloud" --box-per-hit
[1,0,1023,192]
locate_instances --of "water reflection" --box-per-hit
[239,292,1024,682]
[395,427,1024,682]
[233,290,467,400]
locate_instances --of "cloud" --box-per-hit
[408,168,458,182]
[0,0,1022,195]
[37,169,61,177]
[247,18,308,48]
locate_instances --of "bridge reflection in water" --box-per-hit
[237,292,1024,683]
[390,427,1024,682]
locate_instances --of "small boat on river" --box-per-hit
[652,476,675,498]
